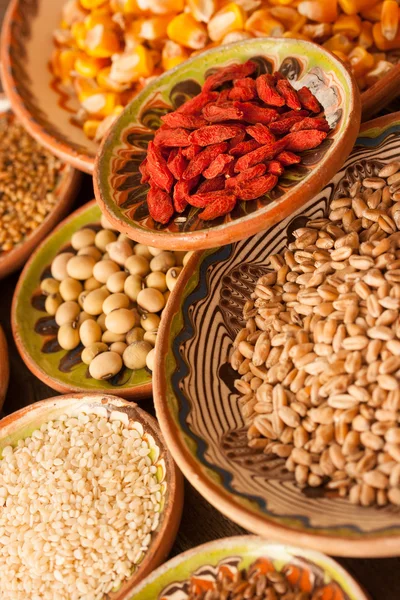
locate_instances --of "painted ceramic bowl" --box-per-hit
[94,38,360,251]
[154,111,400,558]
[125,536,369,600]
[0,393,183,599]
[0,94,81,279]
[0,326,9,412]
[11,200,154,399]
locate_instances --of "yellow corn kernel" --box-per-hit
[188,0,216,23]
[75,54,108,78]
[359,20,374,47]
[268,0,296,4]
[207,3,246,42]
[81,91,120,117]
[167,14,208,49]
[162,40,190,70]
[245,9,285,37]
[109,45,154,84]
[283,31,311,41]
[332,50,350,62]
[97,66,126,91]
[80,0,108,8]
[71,22,87,50]
[137,0,184,14]
[138,16,172,41]
[365,59,393,85]
[324,33,355,54]
[222,30,252,44]
[373,20,400,48]
[114,105,124,116]
[381,0,399,41]
[332,14,362,38]
[83,119,102,139]
[269,6,305,31]
[339,0,380,16]
[360,2,383,21]
[297,1,338,23]
[84,11,115,31]
[85,25,121,58]
[74,77,101,102]
[302,23,332,39]
[52,49,80,82]
[113,0,141,13]
[372,51,387,62]
[348,45,375,76]
[62,0,87,27]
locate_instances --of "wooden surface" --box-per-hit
[0,1,399,597]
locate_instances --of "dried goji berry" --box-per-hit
[266,160,284,176]
[187,189,230,208]
[153,127,191,147]
[216,88,232,104]
[147,141,174,192]
[276,79,301,111]
[297,86,321,113]
[290,117,330,133]
[235,139,287,172]
[234,77,257,92]
[229,77,257,101]
[147,184,174,224]
[277,109,309,121]
[198,193,237,220]
[173,176,199,213]
[182,144,202,159]
[167,148,188,180]
[229,128,246,149]
[276,151,301,166]
[229,139,261,157]
[189,124,243,146]
[283,130,328,152]
[176,91,218,114]
[233,102,279,125]
[225,163,266,189]
[246,123,276,145]
[161,112,207,129]
[197,176,226,194]
[139,158,150,184]
[203,154,234,179]
[256,74,285,107]
[234,174,278,201]
[202,60,257,93]
[269,115,305,135]
[202,103,244,122]
[182,141,228,180]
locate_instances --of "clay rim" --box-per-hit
[153,112,400,558]
[11,200,153,400]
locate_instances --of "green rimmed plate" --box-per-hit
[153,112,400,557]
[11,200,153,399]
[125,536,369,600]
[95,37,361,251]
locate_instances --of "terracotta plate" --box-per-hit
[0,393,183,599]
[154,112,400,557]
[11,200,153,399]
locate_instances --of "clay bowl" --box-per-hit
[125,536,369,600]
[0,94,81,279]
[11,200,153,399]
[153,111,400,558]
[0,393,183,599]
[0,326,9,411]
[95,37,360,251]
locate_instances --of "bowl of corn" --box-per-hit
[1,0,400,173]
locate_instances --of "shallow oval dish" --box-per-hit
[0,393,183,599]
[0,95,81,279]
[153,111,400,557]
[124,536,369,600]
[0,326,9,411]
[11,200,153,399]
[95,37,360,251]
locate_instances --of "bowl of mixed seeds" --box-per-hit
[126,536,368,600]
[154,111,400,557]
[0,393,183,600]
[0,95,81,279]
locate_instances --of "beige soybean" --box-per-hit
[59,278,83,301]
[89,351,122,379]
[183,251,194,267]
[166,267,183,292]
[148,246,163,256]
[125,255,150,277]
[66,255,96,280]
[77,245,102,261]
[79,319,102,347]
[150,251,175,273]
[134,243,152,259]
[140,313,160,332]
[57,323,80,350]
[164,290,171,304]
[51,252,74,281]
[71,228,96,250]
[84,276,102,291]
[55,301,80,327]
[77,311,91,326]
[146,348,156,371]
[126,327,145,344]
[83,288,109,315]
[143,331,157,346]
[106,240,133,265]
[100,213,116,230]
[137,288,165,313]
[110,341,127,355]
[102,293,130,315]
[97,313,107,331]
[40,278,60,296]
[106,270,128,293]
[81,341,108,364]
[92,259,120,284]
[105,308,136,334]
[95,229,117,251]
[102,330,127,343]
[123,341,153,369]
[45,293,62,316]
[146,271,167,292]
[124,274,143,301]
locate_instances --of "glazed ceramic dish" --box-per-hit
[0,326,9,412]
[0,393,183,599]
[125,536,369,600]
[154,111,400,558]
[11,200,153,399]
[0,94,81,279]
[95,37,361,251]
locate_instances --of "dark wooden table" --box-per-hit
[0,1,399,598]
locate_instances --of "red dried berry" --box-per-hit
[198,193,237,220]
[256,74,285,107]
[229,77,257,101]
[233,102,279,125]
[297,86,321,113]
[266,160,284,176]
[161,112,207,129]
[229,139,261,157]
[277,109,309,121]
[176,91,218,114]
[189,124,243,146]
[203,154,234,179]
[276,79,301,111]
[229,128,246,149]
[182,144,202,159]
[202,60,257,93]
[246,123,276,145]
[234,139,287,172]
[147,184,174,224]
[167,148,188,180]
[276,151,301,166]
[173,176,199,213]
[188,189,231,208]
[225,163,267,189]
[147,141,174,192]
[153,127,191,147]
[234,174,278,201]
[290,117,330,133]
[202,103,244,122]
[216,88,232,104]
[283,130,328,152]
[197,176,226,194]
[182,142,228,180]
[139,158,150,184]
[269,115,305,136]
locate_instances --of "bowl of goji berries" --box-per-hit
[94,37,361,251]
